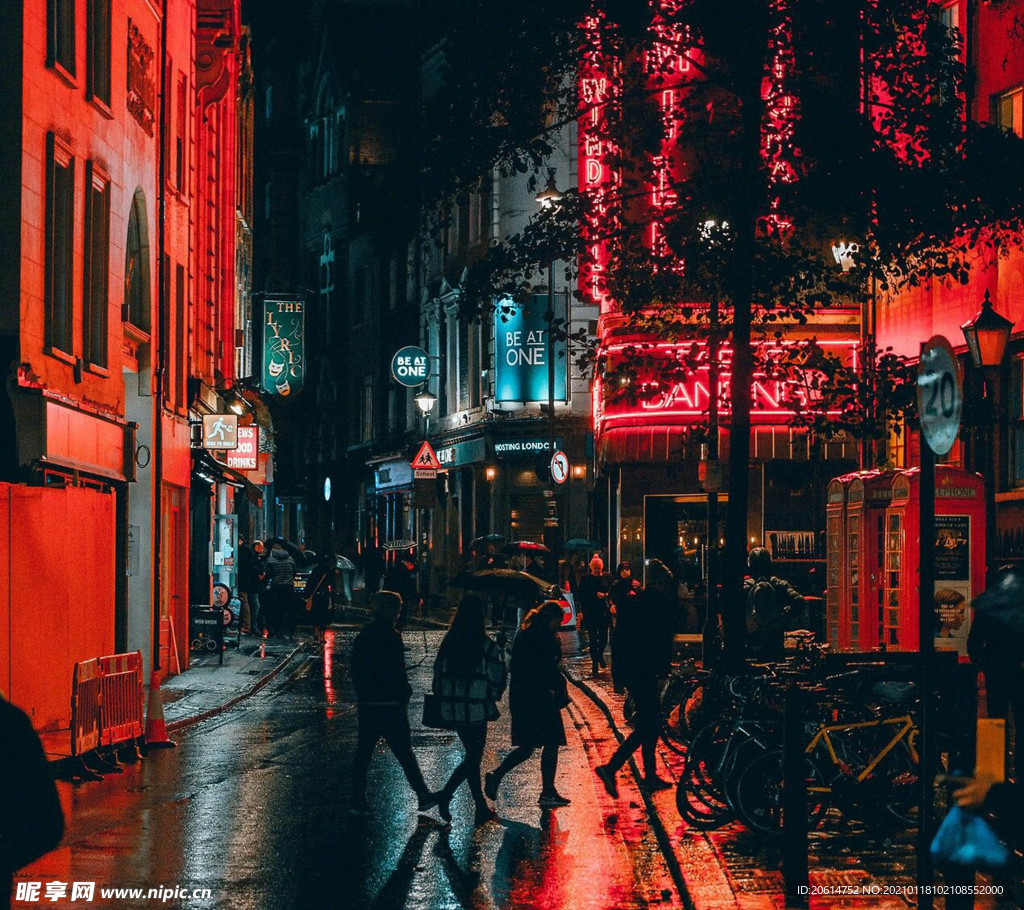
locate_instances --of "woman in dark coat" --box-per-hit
[484,600,571,808]
[303,552,334,645]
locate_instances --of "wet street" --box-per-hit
[20,624,679,910]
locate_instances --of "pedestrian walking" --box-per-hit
[485,600,572,809]
[1,692,64,910]
[743,547,804,659]
[608,561,640,692]
[384,557,418,629]
[264,540,297,637]
[595,559,676,796]
[968,567,1024,780]
[350,591,438,815]
[303,551,335,646]
[578,555,611,676]
[363,545,385,598]
[431,595,507,825]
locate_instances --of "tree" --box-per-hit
[417,0,1024,661]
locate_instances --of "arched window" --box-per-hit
[123,190,151,332]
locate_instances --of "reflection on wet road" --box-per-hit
[20,627,679,909]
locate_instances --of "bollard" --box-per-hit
[783,684,809,906]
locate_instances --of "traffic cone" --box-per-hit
[144,672,176,749]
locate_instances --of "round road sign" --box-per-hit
[390,346,430,388]
[917,335,963,456]
[550,450,570,485]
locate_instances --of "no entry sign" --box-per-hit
[917,336,963,456]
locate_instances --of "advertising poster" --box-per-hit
[494,294,568,403]
[934,514,971,657]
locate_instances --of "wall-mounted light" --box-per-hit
[485,465,497,482]
[572,464,586,479]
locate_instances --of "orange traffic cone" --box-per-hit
[145,672,176,749]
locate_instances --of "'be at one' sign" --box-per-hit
[391,346,430,388]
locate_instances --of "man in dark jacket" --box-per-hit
[595,559,675,796]
[350,591,436,814]
[237,536,261,634]
[1,694,64,910]
[263,541,296,637]
[578,556,611,675]
[743,547,804,658]
[968,569,1024,779]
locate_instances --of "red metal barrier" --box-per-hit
[97,650,145,747]
[70,658,101,757]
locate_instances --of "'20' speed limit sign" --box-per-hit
[917,336,963,456]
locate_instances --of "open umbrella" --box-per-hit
[266,538,305,562]
[469,534,506,554]
[563,539,603,553]
[502,541,552,554]
[450,569,557,600]
[335,555,356,571]
[382,539,417,551]
[970,570,1024,637]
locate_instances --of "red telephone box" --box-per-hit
[826,470,899,652]
[883,466,985,656]
[826,474,854,651]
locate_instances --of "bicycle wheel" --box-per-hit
[680,719,731,803]
[879,737,920,825]
[733,748,828,836]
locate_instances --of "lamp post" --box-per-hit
[537,175,564,544]
[414,388,438,437]
[961,290,1013,584]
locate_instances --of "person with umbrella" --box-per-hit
[968,567,1024,779]
[485,600,572,808]
[385,555,418,629]
[303,551,335,646]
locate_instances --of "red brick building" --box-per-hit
[0,0,253,730]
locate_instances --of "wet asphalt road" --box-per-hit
[21,625,679,910]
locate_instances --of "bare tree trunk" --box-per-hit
[721,61,766,669]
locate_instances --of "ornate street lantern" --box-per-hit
[961,290,1013,369]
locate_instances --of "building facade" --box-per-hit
[0,0,256,730]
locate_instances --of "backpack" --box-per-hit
[746,577,777,633]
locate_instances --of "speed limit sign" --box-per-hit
[917,336,963,456]
[550,450,570,485]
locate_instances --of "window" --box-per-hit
[1010,358,1024,486]
[124,194,150,332]
[86,0,111,105]
[264,181,272,220]
[83,162,110,368]
[48,0,75,76]
[360,375,374,442]
[319,233,335,343]
[994,88,1023,138]
[264,85,273,121]
[175,264,186,409]
[175,73,187,191]
[45,134,75,356]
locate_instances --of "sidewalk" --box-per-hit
[40,634,307,763]
[562,651,918,910]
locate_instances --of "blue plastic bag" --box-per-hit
[930,804,1010,871]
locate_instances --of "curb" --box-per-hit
[563,665,695,910]
[164,639,309,733]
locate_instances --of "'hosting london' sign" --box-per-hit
[494,295,568,404]
[262,299,305,397]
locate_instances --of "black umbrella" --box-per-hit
[469,534,506,553]
[382,539,417,551]
[563,539,603,553]
[266,538,305,563]
[971,570,1024,637]
[450,569,557,600]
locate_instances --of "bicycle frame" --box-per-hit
[806,714,918,785]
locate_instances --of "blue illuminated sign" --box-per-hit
[494,294,568,404]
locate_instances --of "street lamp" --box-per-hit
[961,290,1013,369]
[414,388,437,415]
[536,176,564,210]
[961,290,1014,583]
